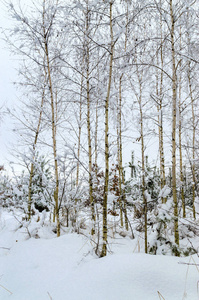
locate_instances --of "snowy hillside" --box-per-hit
[0,210,198,300]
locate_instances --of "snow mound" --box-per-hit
[0,210,198,300]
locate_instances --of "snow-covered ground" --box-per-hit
[0,209,198,300]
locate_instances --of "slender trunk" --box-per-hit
[156,67,166,204]
[178,27,185,217]
[76,75,83,187]
[95,98,98,167]
[28,83,45,220]
[134,38,147,253]
[188,64,196,219]
[170,0,179,248]
[43,1,60,237]
[186,7,196,219]
[179,96,185,217]
[117,91,123,228]
[117,4,129,231]
[139,101,147,253]
[119,75,128,230]
[156,1,166,203]
[95,52,100,168]
[101,2,114,257]
[85,2,95,234]
[74,71,83,227]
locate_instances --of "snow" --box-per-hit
[0,210,199,300]
[158,186,171,199]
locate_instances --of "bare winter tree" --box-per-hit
[6,0,68,236]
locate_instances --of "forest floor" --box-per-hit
[0,209,199,300]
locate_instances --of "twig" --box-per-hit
[14,215,31,237]
[14,215,23,225]
[0,284,13,295]
[179,262,199,266]
[0,247,10,250]
[182,255,199,299]
[47,291,53,300]
[157,291,165,300]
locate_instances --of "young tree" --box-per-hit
[7,0,67,236]
[101,0,114,257]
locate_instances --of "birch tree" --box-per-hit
[7,0,66,236]
[101,0,114,257]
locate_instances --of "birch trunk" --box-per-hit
[117,4,129,231]
[179,85,185,217]
[170,0,179,247]
[76,75,83,187]
[118,76,128,230]
[186,8,196,219]
[28,80,46,220]
[134,41,147,253]
[85,1,95,234]
[101,2,114,257]
[43,0,60,237]
[188,64,196,219]
[95,52,100,168]
[117,93,123,228]
[140,100,147,254]
[95,98,99,167]
[156,4,166,203]
[178,27,185,217]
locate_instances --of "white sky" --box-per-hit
[0,1,18,171]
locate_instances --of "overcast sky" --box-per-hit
[0,1,17,172]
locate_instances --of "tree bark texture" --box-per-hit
[101,2,114,257]
[170,0,179,248]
